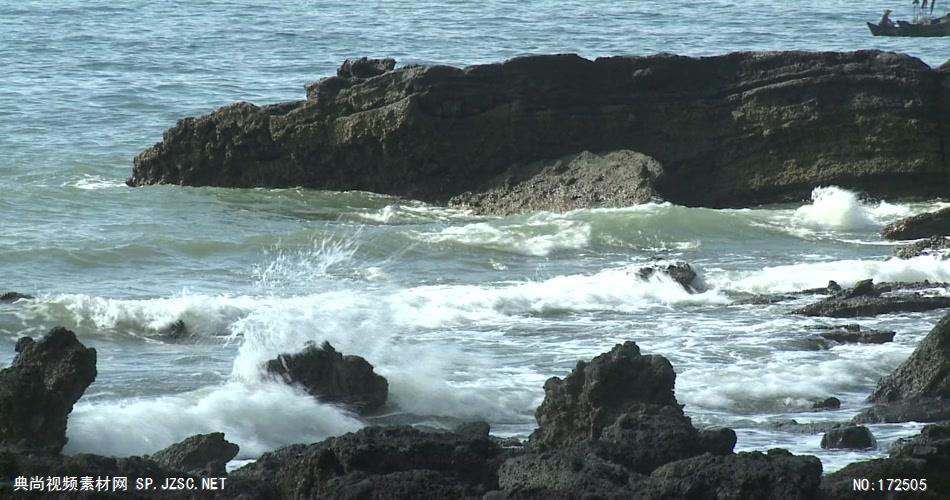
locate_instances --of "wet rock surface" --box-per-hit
[792,279,950,317]
[131,51,950,210]
[821,423,950,498]
[448,150,663,215]
[265,341,389,414]
[0,327,96,453]
[882,206,950,240]
[0,292,32,303]
[150,432,240,477]
[895,236,950,259]
[820,426,877,449]
[869,311,950,403]
[812,324,896,344]
[636,261,701,292]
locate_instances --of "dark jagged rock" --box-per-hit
[821,426,877,449]
[882,207,950,240]
[821,423,950,499]
[0,292,32,303]
[448,150,663,215]
[636,261,701,292]
[852,397,950,424]
[764,419,845,434]
[0,327,96,453]
[698,428,738,456]
[498,445,644,499]
[869,311,950,403]
[801,280,844,295]
[815,324,896,344]
[265,341,388,414]
[792,279,950,317]
[643,449,823,500]
[131,51,950,209]
[230,425,505,500]
[895,236,950,259]
[812,396,842,410]
[161,319,188,339]
[149,432,239,477]
[336,57,397,80]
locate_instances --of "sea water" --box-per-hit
[2,0,949,472]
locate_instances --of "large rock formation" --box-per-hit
[265,341,388,414]
[869,311,950,403]
[882,207,950,240]
[449,150,663,215]
[130,51,950,210]
[0,327,96,453]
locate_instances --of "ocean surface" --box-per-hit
[3,0,950,473]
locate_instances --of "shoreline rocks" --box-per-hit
[792,279,950,317]
[894,235,950,259]
[265,341,389,415]
[130,51,950,212]
[882,207,950,240]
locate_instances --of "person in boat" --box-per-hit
[880,9,896,27]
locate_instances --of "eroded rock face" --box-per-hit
[449,150,664,215]
[894,236,950,259]
[0,327,96,453]
[882,207,950,240]
[149,433,239,477]
[265,341,388,414]
[869,311,950,403]
[131,51,950,209]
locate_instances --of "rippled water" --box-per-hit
[3,0,950,473]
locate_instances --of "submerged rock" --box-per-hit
[149,432,239,477]
[448,149,664,215]
[792,279,950,317]
[131,51,950,209]
[0,292,32,303]
[821,426,877,449]
[813,324,896,344]
[636,261,701,293]
[895,236,950,259]
[265,341,388,414]
[0,327,96,453]
[812,397,842,410]
[882,207,950,240]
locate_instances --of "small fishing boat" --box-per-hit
[868,14,950,36]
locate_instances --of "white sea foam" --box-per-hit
[63,175,127,191]
[64,382,363,458]
[252,236,360,291]
[419,218,591,256]
[354,203,474,224]
[793,186,877,230]
[19,293,260,337]
[707,255,950,294]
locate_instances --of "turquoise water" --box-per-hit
[2,0,950,472]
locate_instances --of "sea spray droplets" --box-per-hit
[252,234,361,292]
[794,186,877,230]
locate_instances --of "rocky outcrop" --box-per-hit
[131,51,950,210]
[820,426,876,449]
[265,341,388,414]
[636,261,702,292]
[882,207,950,240]
[0,327,96,453]
[449,150,663,215]
[149,432,239,477]
[895,235,950,259]
[869,311,950,403]
[792,279,950,317]
[812,397,841,410]
[822,423,950,498]
[229,425,505,500]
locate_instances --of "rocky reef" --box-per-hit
[3,323,949,499]
[131,51,950,212]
